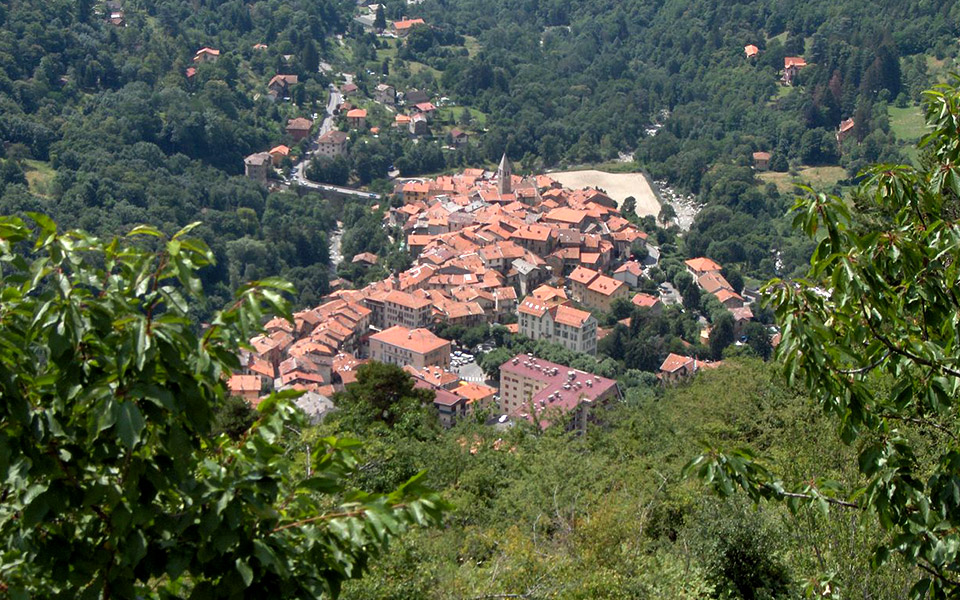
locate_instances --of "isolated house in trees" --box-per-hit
[631,292,663,314]
[404,89,430,105]
[412,102,437,121]
[409,113,428,136]
[659,353,697,384]
[194,47,220,64]
[286,117,313,141]
[783,56,807,85]
[684,257,722,278]
[837,118,856,145]
[244,152,271,183]
[449,128,469,147]
[744,44,759,58]
[268,74,299,99]
[752,151,771,170]
[392,18,426,37]
[317,130,349,158]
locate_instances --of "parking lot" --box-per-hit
[451,349,483,382]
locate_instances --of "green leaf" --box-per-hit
[235,558,253,587]
[126,225,164,238]
[116,401,145,449]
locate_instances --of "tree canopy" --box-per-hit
[688,76,960,598]
[0,217,445,598]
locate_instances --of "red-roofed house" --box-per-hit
[544,207,590,231]
[455,382,498,413]
[752,151,771,170]
[227,374,263,402]
[744,44,759,58]
[346,108,367,129]
[685,257,722,278]
[631,292,663,314]
[413,102,437,121]
[584,274,629,313]
[567,266,600,302]
[369,326,451,369]
[659,353,696,384]
[499,355,621,431]
[450,128,469,147]
[392,18,426,37]
[837,118,855,145]
[194,47,220,64]
[269,145,290,166]
[286,117,313,141]
[613,261,644,287]
[783,56,807,85]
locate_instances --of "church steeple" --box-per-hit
[496,152,512,195]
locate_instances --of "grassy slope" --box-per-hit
[759,166,848,194]
[23,159,56,197]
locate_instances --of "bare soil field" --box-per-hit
[549,170,660,217]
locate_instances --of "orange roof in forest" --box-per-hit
[744,44,759,57]
[286,117,312,130]
[784,56,807,69]
[394,18,425,30]
[685,257,722,273]
[346,108,367,118]
[660,353,694,373]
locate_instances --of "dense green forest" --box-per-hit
[0,0,355,317]
[313,358,921,599]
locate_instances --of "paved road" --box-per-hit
[455,360,486,384]
[287,85,381,201]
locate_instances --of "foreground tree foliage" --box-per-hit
[688,77,960,598]
[0,217,445,598]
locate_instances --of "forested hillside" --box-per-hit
[318,359,922,599]
[0,0,352,317]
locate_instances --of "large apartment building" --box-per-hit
[517,298,597,355]
[369,325,451,369]
[364,289,433,330]
[499,354,621,431]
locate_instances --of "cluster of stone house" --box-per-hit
[243,116,316,182]
[645,256,758,383]
[231,158,653,429]
[685,257,754,333]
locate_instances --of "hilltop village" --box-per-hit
[230,156,755,430]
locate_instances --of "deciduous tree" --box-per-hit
[687,78,960,598]
[0,217,445,598]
